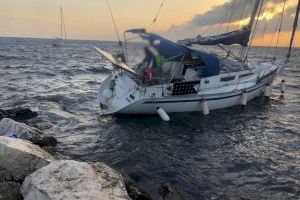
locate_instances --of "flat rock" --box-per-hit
[0,118,57,146]
[21,160,131,200]
[0,136,55,200]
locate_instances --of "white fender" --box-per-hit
[264,85,272,97]
[241,92,248,106]
[157,108,170,122]
[103,89,113,99]
[201,100,209,115]
[280,80,286,93]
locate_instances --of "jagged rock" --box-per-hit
[0,107,38,121]
[0,136,55,200]
[0,118,57,146]
[122,173,152,200]
[21,160,131,200]
[159,182,184,200]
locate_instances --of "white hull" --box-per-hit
[118,73,274,114]
[97,62,281,115]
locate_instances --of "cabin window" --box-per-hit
[220,76,235,82]
[239,73,253,78]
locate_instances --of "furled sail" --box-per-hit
[178,26,252,46]
[178,0,260,46]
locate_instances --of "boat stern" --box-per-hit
[97,72,142,115]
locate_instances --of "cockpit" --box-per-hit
[124,29,220,85]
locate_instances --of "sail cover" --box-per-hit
[177,0,261,46]
[178,26,252,46]
[126,31,220,77]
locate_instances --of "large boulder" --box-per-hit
[0,107,38,121]
[0,118,57,146]
[0,136,55,200]
[21,160,131,200]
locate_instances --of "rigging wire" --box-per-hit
[244,0,264,62]
[199,0,234,36]
[105,0,122,48]
[149,0,166,32]
[226,0,237,32]
[126,0,166,65]
[256,0,268,60]
[274,0,288,60]
[267,7,281,58]
[286,0,300,60]
[205,8,230,35]
[239,0,248,28]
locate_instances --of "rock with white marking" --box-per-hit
[0,118,57,146]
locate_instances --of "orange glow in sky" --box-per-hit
[0,0,223,39]
[0,0,299,47]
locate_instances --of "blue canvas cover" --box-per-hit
[190,51,220,77]
[138,32,220,77]
[140,33,189,59]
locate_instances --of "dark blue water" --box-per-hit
[0,37,299,200]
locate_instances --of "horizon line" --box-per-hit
[0,35,299,49]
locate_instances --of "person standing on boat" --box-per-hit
[140,44,165,84]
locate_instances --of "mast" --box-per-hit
[248,0,261,29]
[287,0,300,59]
[60,7,63,39]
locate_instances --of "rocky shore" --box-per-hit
[0,108,183,200]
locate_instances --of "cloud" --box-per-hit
[165,0,299,41]
[190,0,252,27]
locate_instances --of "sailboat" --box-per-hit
[94,0,299,121]
[53,7,67,47]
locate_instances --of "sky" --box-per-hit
[0,0,299,47]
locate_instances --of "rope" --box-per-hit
[105,0,122,47]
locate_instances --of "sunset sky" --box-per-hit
[0,0,299,47]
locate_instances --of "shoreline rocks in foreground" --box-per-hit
[21,160,131,200]
[0,117,183,200]
[0,118,57,146]
[0,107,38,121]
[0,136,55,200]
[0,118,145,200]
